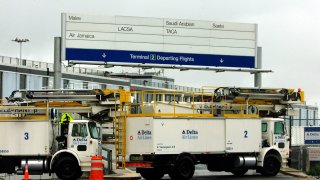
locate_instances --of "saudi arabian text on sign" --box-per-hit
[62,13,257,68]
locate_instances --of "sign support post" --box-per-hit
[54,37,62,89]
[254,47,262,87]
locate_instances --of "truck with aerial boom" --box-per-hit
[0,89,125,179]
[112,87,304,180]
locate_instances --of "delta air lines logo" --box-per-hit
[182,129,199,139]
[137,130,152,140]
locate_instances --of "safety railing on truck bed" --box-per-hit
[117,90,261,118]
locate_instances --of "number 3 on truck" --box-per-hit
[24,132,29,140]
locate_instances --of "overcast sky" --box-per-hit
[0,0,319,105]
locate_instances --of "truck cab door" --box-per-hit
[272,121,287,149]
[68,123,91,161]
[272,121,289,160]
[261,122,271,147]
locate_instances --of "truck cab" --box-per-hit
[51,120,100,180]
[257,118,290,176]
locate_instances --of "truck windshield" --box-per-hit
[88,122,99,139]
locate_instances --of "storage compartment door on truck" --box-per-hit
[225,119,261,153]
[153,118,225,154]
[0,121,51,156]
[126,117,154,154]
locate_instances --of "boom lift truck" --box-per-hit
[0,89,130,180]
[107,87,304,180]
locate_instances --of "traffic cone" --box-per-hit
[22,163,30,180]
[89,156,104,180]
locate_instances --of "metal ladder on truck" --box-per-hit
[114,115,127,169]
[113,90,131,169]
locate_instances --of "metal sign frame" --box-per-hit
[60,13,272,73]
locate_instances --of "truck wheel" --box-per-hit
[139,168,164,180]
[55,156,82,180]
[261,154,281,176]
[231,168,248,176]
[169,156,195,180]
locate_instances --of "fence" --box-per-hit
[291,146,320,176]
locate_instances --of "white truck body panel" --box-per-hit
[126,117,261,155]
[225,119,261,152]
[0,121,51,156]
[126,117,154,154]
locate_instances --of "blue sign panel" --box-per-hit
[66,48,255,68]
[305,127,320,144]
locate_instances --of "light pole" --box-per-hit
[12,37,29,89]
[12,37,29,66]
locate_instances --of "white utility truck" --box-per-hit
[0,89,119,180]
[125,117,289,180]
[115,87,304,180]
[0,113,100,179]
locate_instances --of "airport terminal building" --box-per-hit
[0,55,199,99]
[0,55,318,126]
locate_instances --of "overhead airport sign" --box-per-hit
[62,13,257,68]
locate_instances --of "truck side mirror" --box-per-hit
[97,127,100,136]
[50,108,58,121]
[280,126,284,135]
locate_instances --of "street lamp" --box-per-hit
[12,37,29,89]
[12,37,29,65]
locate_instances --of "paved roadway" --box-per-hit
[1,165,311,180]
[154,172,307,180]
[139,165,311,180]
[0,171,310,180]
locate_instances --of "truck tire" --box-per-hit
[169,156,195,180]
[55,156,82,180]
[138,168,164,180]
[260,154,281,176]
[231,168,248,176]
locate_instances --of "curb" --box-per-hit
[105,174,141,180]
[280,169,310,178]
[124,168,137,174]
[105,167,141,180]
